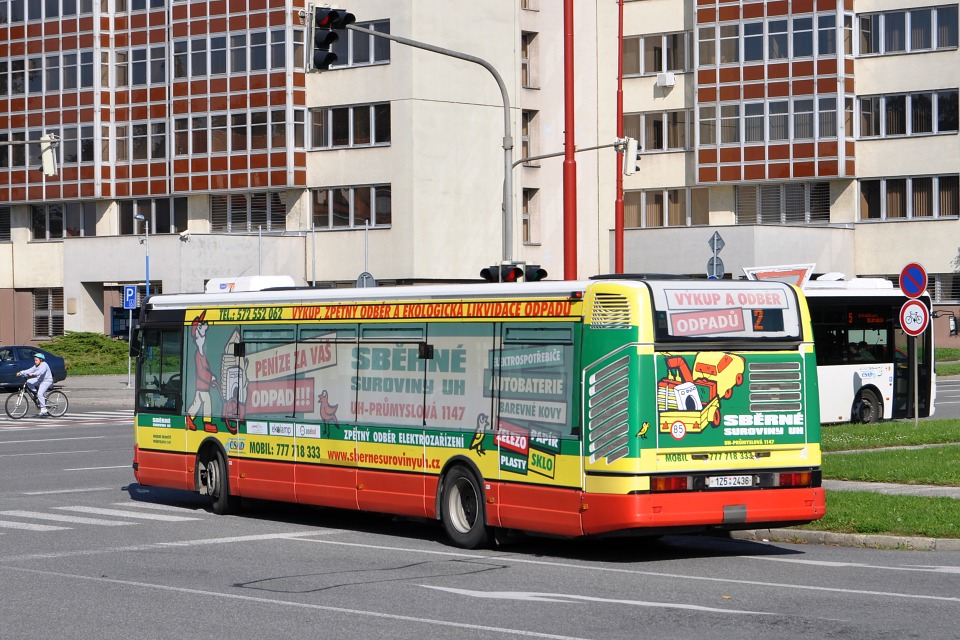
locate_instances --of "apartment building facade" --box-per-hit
[0,0,958,346]
[610,0,960,342]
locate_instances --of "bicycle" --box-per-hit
[4,380,69,419]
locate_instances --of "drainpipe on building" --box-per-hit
[615,0,625,274]
[563,0,578,280]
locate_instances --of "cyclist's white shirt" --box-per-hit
[19,361,53,384]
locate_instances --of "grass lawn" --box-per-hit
[798,491,960,539]
[809,418,960,539]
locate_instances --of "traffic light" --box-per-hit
[40,133,58,177]
[621,136,640,176]
[305,5,355,72]
[523,264,548,282]
[480,264,524,282]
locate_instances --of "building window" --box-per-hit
[33,288,64,339]
[311,103,390,148]
[818,14,837,55]
[794,98,814,139]
[624,187,710,228]
[624,32,691,75]
[521,110,538,164]
[120,198,188,235]
[699,105,716,145]
[698,26,715,66]
[626,109,691,152]
[859,90,959,137]
[331,20,390,68]
[521,31,538,87]
[743,22,763,62]
[210,192,286,233]
[860,175,959,219]
[522,188,539,244]
[719,24,739,64]
[720,104,740,144]
[736,182,831,224]
[311,185,391,230]
[0,205,11,241]
[859,6,958,54]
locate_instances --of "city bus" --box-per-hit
[130,277,824,548]
[804,277,935,424]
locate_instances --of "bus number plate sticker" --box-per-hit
[707,475,753,488]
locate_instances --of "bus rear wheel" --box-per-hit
[440,466,490,549]
[853,388,881,424]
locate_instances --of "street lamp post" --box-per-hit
[134,213,150,297]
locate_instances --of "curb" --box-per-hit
[732,528,960,551]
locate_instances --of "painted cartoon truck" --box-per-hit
[657,355,722,435]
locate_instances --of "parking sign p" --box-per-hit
[123,285,138,310]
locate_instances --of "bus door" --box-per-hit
[294,325,359,511]
[133,325,187,489]
[232,327,298,503]
[893,319,933,418]
[354,325,428,517]
[493,324,581,534]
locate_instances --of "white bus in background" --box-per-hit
[803,276,935,424]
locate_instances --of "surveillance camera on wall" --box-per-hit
[179,230,191,241]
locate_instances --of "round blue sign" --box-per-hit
[899,262,927,299]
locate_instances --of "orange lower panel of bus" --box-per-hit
[133,448,824,538]
[578,487,826,535]
[133,447,194,492]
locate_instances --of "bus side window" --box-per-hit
[500,325,577,439]
[136,328,183,412]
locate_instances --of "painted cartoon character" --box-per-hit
[318,389,338,425]
[185,311,218,433]
[470,413,490,456]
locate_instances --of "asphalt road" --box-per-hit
[1,417,959,640]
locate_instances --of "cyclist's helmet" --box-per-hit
[33,353,45,360]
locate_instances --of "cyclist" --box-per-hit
[17,352,54,417]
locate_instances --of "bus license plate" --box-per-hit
[707,475,753,488]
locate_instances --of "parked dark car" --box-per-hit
[0,346,68,390]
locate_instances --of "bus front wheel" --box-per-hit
[440,466,490,549]
[853,388,881,424]
[203,449,235,515]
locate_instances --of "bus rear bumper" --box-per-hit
[580,487,826,536]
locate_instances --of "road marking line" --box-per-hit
[0,564,593,640]
[23,487,114,495]
[0,510,136,526]
[113,501,204,513]
[55,506,200,522]
[0,450,101,458]
[0,520,70,532]
[0,436,106,445]
[63,465,130,471]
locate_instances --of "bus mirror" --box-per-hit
[233,342,245,357]
[129,330,141,358]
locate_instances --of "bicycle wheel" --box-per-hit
[5,392,29,419]
[45,390,69,417]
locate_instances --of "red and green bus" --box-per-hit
[131,277,824,548]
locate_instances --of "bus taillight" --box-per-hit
[778,471,812,487]
[651,476,689,492]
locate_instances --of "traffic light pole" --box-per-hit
[512,140,627,169]
[346,24,515,262]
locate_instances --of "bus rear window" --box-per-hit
[647,282,802,342]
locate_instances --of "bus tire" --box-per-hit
[440,466,490,549]
[205,449,235,515]
[853,388,881,424]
